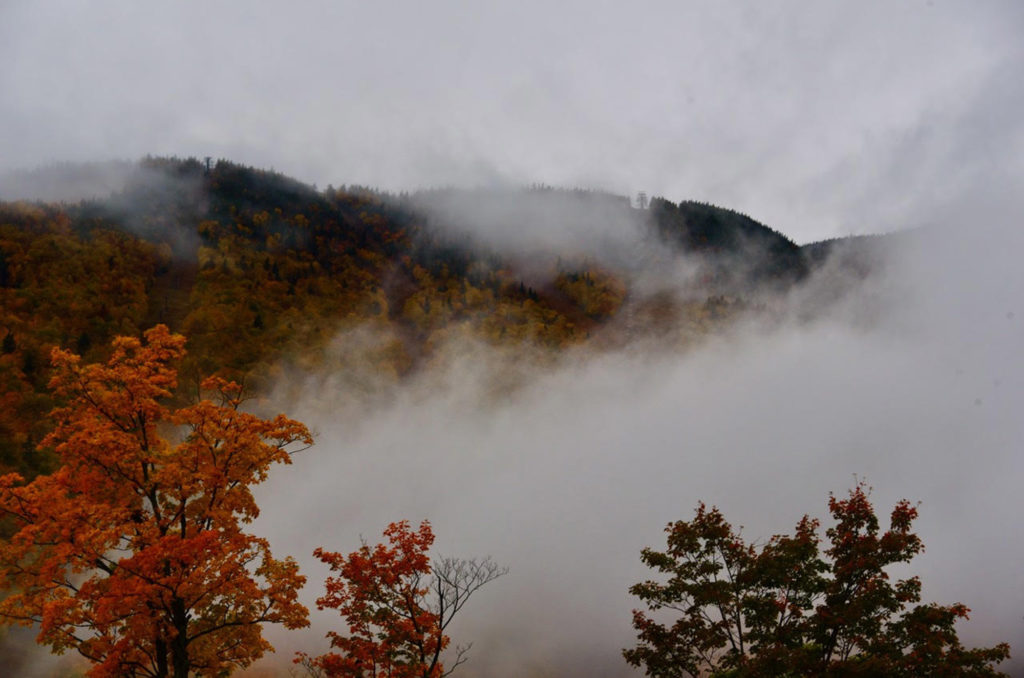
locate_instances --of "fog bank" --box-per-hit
[250,213,1023,675]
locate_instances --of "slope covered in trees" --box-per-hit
[0,158,1009,676]
[0,157,856,480]
[650,197,809,289]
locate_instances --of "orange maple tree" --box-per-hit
[299,520,506,678]
[0,325,312,678]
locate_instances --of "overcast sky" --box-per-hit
[2,1,1022,243]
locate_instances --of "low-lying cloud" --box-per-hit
[250,208,1023,675]
[408,187,652,269]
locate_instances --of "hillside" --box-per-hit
[651,197,809,288]
[1,157,836,479]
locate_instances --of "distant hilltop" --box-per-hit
[0,156,886,479]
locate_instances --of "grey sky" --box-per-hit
[2,1,1022,242]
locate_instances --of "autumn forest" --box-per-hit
[0,158,1012,677]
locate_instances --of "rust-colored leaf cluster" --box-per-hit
[0,325,312,678]
[299,520,506,678]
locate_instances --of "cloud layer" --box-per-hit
[249,205,1023,676]
[3,1,1022,242]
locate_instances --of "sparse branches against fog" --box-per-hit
[298,520,506,678]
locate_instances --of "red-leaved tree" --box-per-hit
[299,520,506,678]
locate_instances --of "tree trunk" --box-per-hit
[155,637,169,678]
[172,599,191,678]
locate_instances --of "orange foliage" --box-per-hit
[0,325,312,678]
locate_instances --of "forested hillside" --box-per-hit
[0,157,845,480]
[0,158,1009,678]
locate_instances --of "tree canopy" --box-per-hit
[624,484,1011,677]
[0,325,312,678]
[299,520,507,678]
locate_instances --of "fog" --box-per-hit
[408,187,647,266]
[3,1,1023,242]
[0,160,137,203]
[243,198,1023,676]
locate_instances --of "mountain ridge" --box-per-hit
[0,156,877,479]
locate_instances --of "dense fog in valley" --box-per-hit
[248,207,1023,676]
[0,162,1019,676]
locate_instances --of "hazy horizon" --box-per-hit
[3,1,1023,243]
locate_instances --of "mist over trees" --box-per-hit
[0,158,1011,676]
[0,157,831,481]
